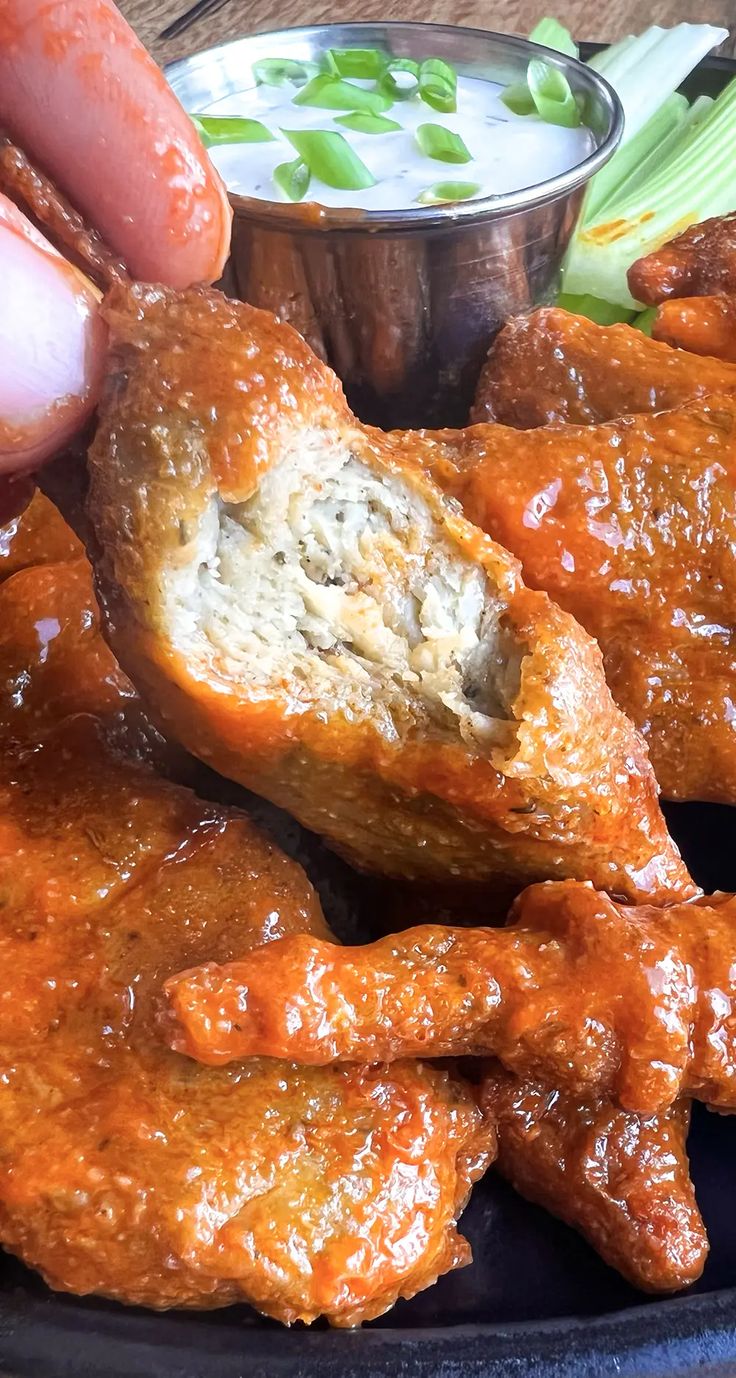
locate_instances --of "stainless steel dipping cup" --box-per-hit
[168,22,623,427]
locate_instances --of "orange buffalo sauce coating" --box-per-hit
[471,306,736,428]
[85,284,692,902]
[415,387,736,803]
[628,213,736,305]
[482,1069,707,1293]
[0,491,492,1325]
[162,879,736,1117]
[653,295,736,362]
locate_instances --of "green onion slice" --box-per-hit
[273,157,311,202]
[418,57,457,113]
[190,115,275,147]
[334,111,402,134]
[417,180,481,204]
[528,17,579,58]
[293,74,391,113]
[324,47,386,78]
[253,57,319,87]
[282,129,376,189]
[500,80,537,116]
[378,57,420,100]
[527,59,581,127]
[415,122,472,164]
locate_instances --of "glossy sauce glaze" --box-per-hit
[162,879,736,1118]
[0,490,492,1326]
[464,308,736,802]
[653,294,736,361]
[482,1068,707,1293]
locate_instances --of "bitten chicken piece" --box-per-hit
[418,390,736,803]
[85,283,691,902]
[653,295,736,362]
[0,494,493,1326]
[628,213,736,304]
[483,1069,707,1292]
[162,880,736,1118]
[471,306,736,426]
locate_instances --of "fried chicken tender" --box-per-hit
[84,283,691,902]
[162,880,736,1117]
[653,295,736,362]
[413,391,736,803]
[628,213,736,304]
[471,306,736,427]
[0,494,493,1325]
[483,1070,707,1292]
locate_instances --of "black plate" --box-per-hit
[3,45,736,1378]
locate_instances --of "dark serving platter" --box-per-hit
[2,42,736,1378]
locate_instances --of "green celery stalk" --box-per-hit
[632,308,658,335]
[587,34,637,79]
[583,93,688,223]
[587,23,727,145]
[557,292,635,325]
[608,94,718,208]
[563,76,736,308]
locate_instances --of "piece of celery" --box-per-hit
[632,308,657,335]
[607,93,718,210]
[557,292,635,325]
[563,76,736,307]
[587,23,727,145]
[587,34,637,79]
[582,93,688,223]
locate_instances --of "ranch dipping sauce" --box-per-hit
[196,49,596,212]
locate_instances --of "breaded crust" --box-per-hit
[86,284,692,902]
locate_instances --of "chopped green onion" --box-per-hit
[415,122,472,164]
[378,58,420,100]
[500,81,537,116]
[502,18,580,124]
[324,47,386,79]
[334,111,402,134]
[417,180,481,204]
[190,115,275,148]
[293,74,391,114]
[527,59,581,127]
[529,17,579,58]
[253,57,319,87]
[418,58,457,113]
[282,129,376,189]
[273,157,311,202]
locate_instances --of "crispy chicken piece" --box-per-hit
[162,879,736,1117]
[653,294,736,362]
[0,499,493,1326]
[415,392,736,803]
[381,880,708,1293]
[471,306,736,427]
[84,283,691,902]
[484,1070,706,1292]
[0,487,80,578]
[628,213,736,305]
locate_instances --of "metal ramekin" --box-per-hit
[167,22,623,428]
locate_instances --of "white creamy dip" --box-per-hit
[202,70,595,211]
